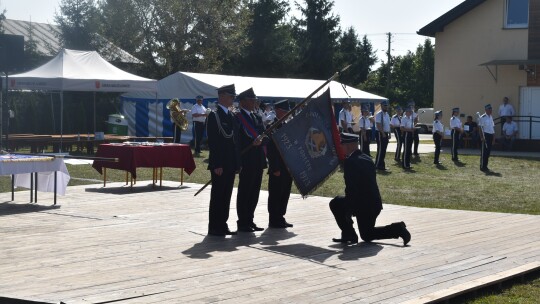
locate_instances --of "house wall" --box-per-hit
[433,0,528,122]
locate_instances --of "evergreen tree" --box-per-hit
[335,28,376,87]
[238,0,299,77]
[361,38,434,108]
[294,0,341,79]
[55,0,103,51]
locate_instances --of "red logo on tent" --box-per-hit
[95,81,101,89]
[10,80,15,87]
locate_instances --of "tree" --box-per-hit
[335,28,377,87]
[55,0,103,51]
[0,7,5,33]
[236,0,299,77]
[294,0,341,79]
[98,0,251,78]
[22,22,48,69]
[361,38,434,108]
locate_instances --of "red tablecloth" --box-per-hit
[92,144,196,179]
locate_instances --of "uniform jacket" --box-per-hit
[206,106,241,171]
[236,110,267,169]
[344,149,383,215]
[267,119,288,174]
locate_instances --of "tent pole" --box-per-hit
[51,93,55,134]
[0,80,3,150]
[93,92,96,134]
[155,93,158,138]
[60,92,63,153]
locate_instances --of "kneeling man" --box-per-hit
[329,133,411,246]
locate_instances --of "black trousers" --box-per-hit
[237,166,264,227]
[402,132,413,168]
[393,128,402,161]
[193,121,205,153]
[361,132,371,156]
[481,133,494,170]
[209,170,235,232]
[268,170,293,224]
[375,132,389,169]
[329,196,400,242]
[173,125,182,143]
[451,129,460,160]
[413,129,419,154]
[433,133,442,163]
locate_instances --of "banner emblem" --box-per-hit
[305,127,328,158]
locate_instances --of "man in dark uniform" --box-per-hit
[267,99,294,228]
[235,88,267,232]
[206,84,241,236]
[329,133,411,245]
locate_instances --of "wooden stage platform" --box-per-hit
[1,182,539,303]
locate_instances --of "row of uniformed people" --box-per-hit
[381,103,495,171]
[206,84,294,236]
[446,104,496,171]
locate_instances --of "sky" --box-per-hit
[1,0,465,66]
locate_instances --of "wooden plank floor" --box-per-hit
[1,181,539,304]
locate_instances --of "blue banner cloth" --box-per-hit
[271,89,340,196]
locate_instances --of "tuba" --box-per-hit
[167,98,189,131]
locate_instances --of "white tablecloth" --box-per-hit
[0,158,70,195]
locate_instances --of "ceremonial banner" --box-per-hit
[271,89,342,196]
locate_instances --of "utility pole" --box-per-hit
[385,32,392,96]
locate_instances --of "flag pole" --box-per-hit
[194,65,351,197]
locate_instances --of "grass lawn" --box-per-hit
[1,149,539,302]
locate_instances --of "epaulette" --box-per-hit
[480,113,486,118]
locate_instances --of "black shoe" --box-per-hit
[237,226,255,232]
[434,161,442,165]
[224,229,237,235]
[413,153,419,156]
[208,229,226,236]
[403,166,413,170]
[397,222,411,246]
[250,223,265,231]
[269,222,288,229]
[452,158,459,162]
[480,167,490,172]
[332,236,359,244]
[283,220,293,228]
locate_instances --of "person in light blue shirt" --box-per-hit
[432,111,444,165]
[478,104,495,172]
[375,100,391,170]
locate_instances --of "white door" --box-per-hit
[519,87,540,139]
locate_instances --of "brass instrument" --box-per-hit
[167,98,189,131]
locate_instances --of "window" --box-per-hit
[505,0,529,28]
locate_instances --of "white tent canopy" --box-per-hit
[7,49,157,92]
[121,71,387,138]
[122,71,386,103]
[4,49,157,148]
